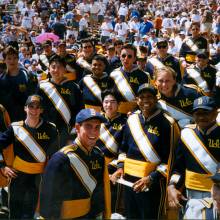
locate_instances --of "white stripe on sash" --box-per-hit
[186,68,209,92]
[67,152,97,194]
[83,76,102,102]
[12,126,46,162]
[76,57,92,71]
[127,114,161,163]
[158,100,192,121]
[148,57,166,69]
[110,69,135,101]
[40,81,71,124]
[186,39,198,52]
[40,54,49,68]
[181,128,218,174]
[216,70,220,87]
[99,124,118,154]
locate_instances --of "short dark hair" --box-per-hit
[81,38,95,47]
[101,89,121,103]
[121,43,137,57]
[3,46,19,59]
[49,55,66,67]
[92,54,109,67]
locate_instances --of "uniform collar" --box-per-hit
[142,108,161,122]
[121,65,139,73]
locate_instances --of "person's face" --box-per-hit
[43,45,52,54]
[137,59,146,70]
[191,25,200,37]
[120,48,136,70]
[75,119,101,150]
[103,95,118,117]
[91,59,105,78]
[24,102,43,120]
[49,61,65,82]
[212,184,220,214]
[82,42,94,58]
[193,109,217,130]
[157,43,168,57]
[4,54,18,69]
[136,91,157,117]
[57,44,66,56]
[196,57,208,68]
[155,70,176,97]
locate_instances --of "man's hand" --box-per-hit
[133,176,151,193]
[0,166,17,179]
[109,168,123,184]
[167,185,187,208]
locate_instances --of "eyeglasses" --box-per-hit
[157,45,167,49]
[121,54,133,59]
[83,45,93,49]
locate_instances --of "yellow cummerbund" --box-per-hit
[64,72,76,81]
[118,101,137,114]
[61,198,91,219]
[85,104,102,112]
[185,169,213,192]
[13,156,45,174]
[124,158,157,178]
[185,54,196,63]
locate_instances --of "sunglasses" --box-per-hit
[121,54,133,59]
[157,45,167,49]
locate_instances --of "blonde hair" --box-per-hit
[154,66,177,80]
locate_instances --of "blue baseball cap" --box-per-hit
[76,109,107,123]
[192,96,217,112]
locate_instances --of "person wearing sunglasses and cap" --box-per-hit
[145,38,183,82]
[0,95,60,219]
[168,96,220,214]
[109,43,151,114]
[110,83,179,219]
[39,109,111,219]
[183,163,220,219]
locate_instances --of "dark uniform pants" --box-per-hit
[124,179,166,219]
[9,173,39,219]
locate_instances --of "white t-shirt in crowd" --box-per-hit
[114,22,129,36]
[100,21,113,36]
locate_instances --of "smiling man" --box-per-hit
[110,44,150,114]
[110,83,179,219]
[40,108,111,219]
[168,96,220,211]
[0,95,59,219]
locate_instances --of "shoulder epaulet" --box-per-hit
[183,83,201,91]
[184,123,196,129]
[163,112,175,124]
[199,198,213,209]
[11,121,24,126]
[60,144,78,154]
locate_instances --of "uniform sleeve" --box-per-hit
[40,152,70,218]
[0,126,14,150]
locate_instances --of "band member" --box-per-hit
[110,44,150,114]
[0,95,60,219]
[0,46,37,122]
[79,55,114,112]
[111,83,179,219]
[183,163,220,219]
[39,40,56,72]
[146,38,183,82]
[40,109,111,219]
[168,96,220,210]
[97,89,127,212]
[179,22,209,65]
[154,66,202,128]
[37,55,84,146]
[183,52,217,96]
